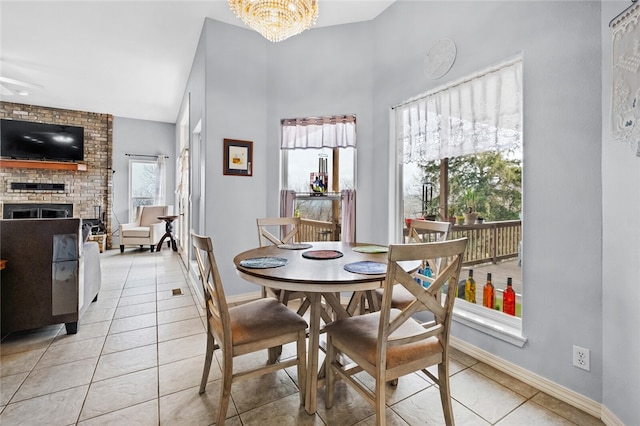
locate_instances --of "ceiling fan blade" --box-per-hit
[0,84,15,96]
[0,76,41,89]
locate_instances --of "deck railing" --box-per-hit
[299,218,339,241]
[449,220,521,265]
[300,218,521,266]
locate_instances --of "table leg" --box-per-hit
[156,234,168,252]
[304,292,321,414]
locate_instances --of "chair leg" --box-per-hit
[325,335,335,409]
[296,330,307,406]
[199,334,215,394]
[150,245,155,252]
[217,351,233,426]
[268,346,282,364]
[120,245,124,253]
[296,297,311,316]
[375,373,387,426]
[438,362,455,426]
[281,290,290,305]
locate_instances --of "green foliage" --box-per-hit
[419,151,522,221]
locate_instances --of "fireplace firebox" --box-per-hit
[2,203,73,219]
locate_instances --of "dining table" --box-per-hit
[233,240,413,415]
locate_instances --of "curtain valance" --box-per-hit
[396,57,522,163]
[281,114,356,149]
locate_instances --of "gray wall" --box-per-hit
[266,21,376,241]
[111,116,176,242]
[179,1,637,421]
[601,2,640,424]
[372,0,603,403]
[191,19,269,295]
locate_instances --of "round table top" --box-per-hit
[233,241,395,293]
[157,215,179,221]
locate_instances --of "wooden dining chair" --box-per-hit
[325,238,468,426]
[191,231,308,426]
[375,219,452,310]
[256,217,308,311]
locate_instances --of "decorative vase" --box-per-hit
[463,212,478,225]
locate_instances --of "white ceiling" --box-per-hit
[0,0,395,123]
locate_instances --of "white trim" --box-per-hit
[187,269,261,309]
[453,299,526,347]
[388,107,401,244]
[600,405,625,426]
[451,337,602,419]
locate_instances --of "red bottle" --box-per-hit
[483,273,494,309]
[503,277,516,316]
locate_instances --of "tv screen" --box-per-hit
[0,119,84,162]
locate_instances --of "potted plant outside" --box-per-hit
[447,205,457,225]
[463,189,478,225]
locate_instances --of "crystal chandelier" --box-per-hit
[228,0,319,43]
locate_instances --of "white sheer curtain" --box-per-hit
[397,57,522,162]
[154,155,166,205]
[341,189,356,242]
[281,115,356,149]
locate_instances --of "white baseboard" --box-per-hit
[450,336,607,421]
[185,270,260,307]
[600,405,625,426]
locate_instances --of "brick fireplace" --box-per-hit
[0,102,113,248]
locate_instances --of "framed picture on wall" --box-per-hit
[223,138,253,176]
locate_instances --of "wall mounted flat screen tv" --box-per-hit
[0,119,84,162]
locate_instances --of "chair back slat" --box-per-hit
[191,231,231,349]
[380,238,467,355]
[387,323,444,347]
[408,219,451,243]
[408,220,451,275]
[256,217,301,247]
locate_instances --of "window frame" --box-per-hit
[128,159,159,222]
[390,58,526,346]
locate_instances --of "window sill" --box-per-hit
[452,299,527,347]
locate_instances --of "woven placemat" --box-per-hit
[352,245,389,253]
[301,250,344,260]
[239,257,288,269]
[344,261,387,275]
[278,243,313,250]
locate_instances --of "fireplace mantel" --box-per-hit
[0,159,87,171]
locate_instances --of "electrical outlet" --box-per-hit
[573,345,590,371]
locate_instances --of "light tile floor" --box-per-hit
[0,249,604,425]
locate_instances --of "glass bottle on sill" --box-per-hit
[503,277,516,316]
[464,269,476,303]
[483,272,494,309]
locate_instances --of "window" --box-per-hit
[393,57,525,345]
[281,115,357,241]
[129,159,164,221]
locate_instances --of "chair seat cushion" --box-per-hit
[229,298,308,346]
[325,309,442,369]
[121,227,151,238]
